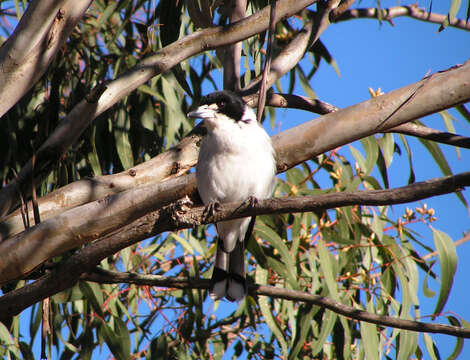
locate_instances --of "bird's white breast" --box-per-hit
[196,117,276,205]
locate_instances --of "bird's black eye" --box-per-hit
[218,101,225,109]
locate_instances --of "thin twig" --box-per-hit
[257,0,277,123]
[11,168,29,229]
[1,170,469,290]
[81,268,470,338]
[31,153,41,225]
[334,5,470,31]
[385,122,470,149]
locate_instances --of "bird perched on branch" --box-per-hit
[188,90,276,301]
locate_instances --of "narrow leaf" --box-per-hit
[446,316,464,360]
[256,267,288,357]
[432,228,458,317]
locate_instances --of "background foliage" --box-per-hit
[0,0,469,359]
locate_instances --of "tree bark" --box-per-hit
[0,0,93,117]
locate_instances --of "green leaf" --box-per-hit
[317,238,339,300]
[311,310,337,356]
[398,134,415,184]
[456,104,470,124]
[439,110,460,158]
[101,321,128,360]
[439,0,462,31]
[419,137,467,208]
[255,223,298,289]
[79,281,104,317]
[288,304,317,360]
[114,108,134,170]
[0,321,20,358]
[378,132,395,168]
[256,267,288,358]
[422,271,436,298]
[349,145,366,174]
[296,66,316,99]
[446,316,464,360]
[360,300,379,360]
[309,39,341,77]
[97,2,118,28]
[113,317,131,356]
[397,330,418,360]
[432,228,458,317]
[361,135,379,175]
[423,333,440,360]
[170,232,196,255]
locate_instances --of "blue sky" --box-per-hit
[271,1,470,357]
[197,1,470,357]
[8,0,470,358]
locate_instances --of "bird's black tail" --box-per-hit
[209,217,255,301]
[209,239,246,301]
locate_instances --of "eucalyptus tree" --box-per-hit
[0,0,470,359]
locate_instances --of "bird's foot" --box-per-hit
[203,201,221,221]
[245,195,258,208]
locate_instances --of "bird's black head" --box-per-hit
[188,90,247,122]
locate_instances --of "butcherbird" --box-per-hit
[188,90,276,301]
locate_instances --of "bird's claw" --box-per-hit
[203,201,221,220]
[245,196,258,208]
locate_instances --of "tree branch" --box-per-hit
[1,170,469,309]
[256,0,277,123]
[334,5,470,31]
[0,0,93,117]
[264,92,339,114]
[223,0,246,91]
[0,126,204,241]
[2,60,470,282]
[263,93,470,149]
[385,122,470,149]
[273,60,470,172]
[80,269,470,338]
[0,0,318,217]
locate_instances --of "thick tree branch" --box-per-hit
[78,269,470,338]
[223,0,246,91]
[263,93,470,149]
[0,127,204,241]
[334,5,470,31]
[0,0,318,217]
[273,60,470,172]
[1,60,470,282]
[0,7,323,237]
[0,0,93,118]
[0,175,197,284]
[1,170,469,306]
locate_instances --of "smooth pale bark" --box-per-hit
[0,10,321,238]
[273,59,470,172]
[1,60,470,284]
[0,130,203,241]
[0,0,318,217]
[0,175,197,284]
[0,0,92,117]
[1,170,469,316]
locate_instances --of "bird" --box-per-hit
[188,90,276,301]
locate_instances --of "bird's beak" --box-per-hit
[187,104,217,119]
